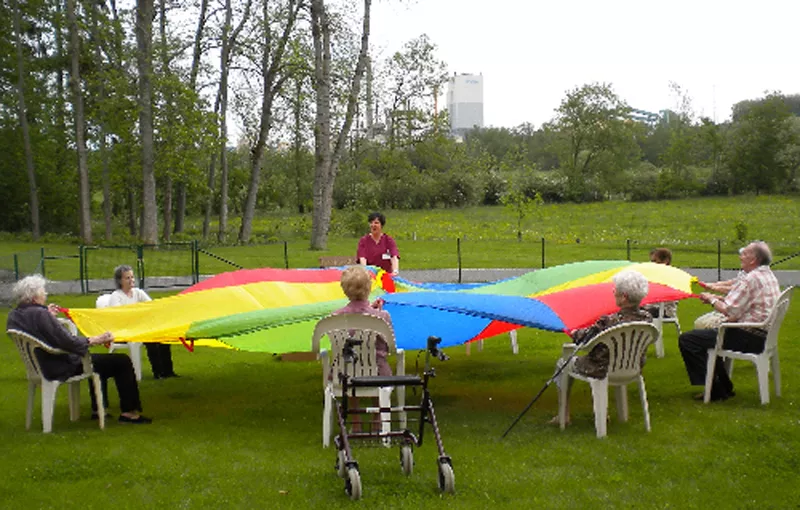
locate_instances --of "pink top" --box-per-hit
[332,300,393,376]
[357,234,399,273]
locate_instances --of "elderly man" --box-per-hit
[679,241,780,401]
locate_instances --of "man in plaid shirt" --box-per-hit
[679,241,780,401]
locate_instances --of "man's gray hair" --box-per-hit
[612,270,649,306]
[12,274,48,304]
[750,241,772,266]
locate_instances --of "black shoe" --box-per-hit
[91,412,112,420]
[118,415,153,424]
[161,372,180,379]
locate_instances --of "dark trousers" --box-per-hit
[145,343,174,378]
[88,353,143,413]
[678,328,766,394]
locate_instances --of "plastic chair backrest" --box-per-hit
[96,294,112,309]
[312,313,396,380]
[7,329,61,383]
[579,322,658,384]
[763,286,793,352]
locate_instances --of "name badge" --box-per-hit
[382,253,391,260]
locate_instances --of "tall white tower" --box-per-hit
[447,73,483,135]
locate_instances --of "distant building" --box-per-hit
[447,73,483,136]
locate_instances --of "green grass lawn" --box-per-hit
[2,292,799,507]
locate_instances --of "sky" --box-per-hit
[370,0,799,129]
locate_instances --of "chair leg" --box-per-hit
[40,381,59,434]
[772,353,781,398]
[724,357,734,377]
[379,387,392,447]
[755,358,770,405]
[91,374,105,430]
[510,330,519,355]
[638,376,651,432]
[703,349,717,403]
[68,381,81,421]
[557,376,571,430]
[589,379,608,438]
[129,343,143,381]
[615,385,629,422]
[322,387,333,447]
[26,382,37,430]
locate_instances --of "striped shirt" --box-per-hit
[724,265,780,324]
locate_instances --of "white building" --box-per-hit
[447,73,483,135]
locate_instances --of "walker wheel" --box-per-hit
[336,449,347,478]
[345,467,362,500]
[400,445,414,476]
[437,462,455,494]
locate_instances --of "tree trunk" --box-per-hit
[136,0,158,244]
[310,0,371,250]
[67,0,92,244]
[174,181,186,234]
[162,175,172,242]
[239,0,299,243]
[91,3,112,241]
[12,0,40,240]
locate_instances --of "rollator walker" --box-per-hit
[332,335,454,500]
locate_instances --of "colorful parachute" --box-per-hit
[65,261,696,352]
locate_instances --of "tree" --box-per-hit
[238,0,302,243]
[68,0,92,243]
[309,0,371,250]
[11,0,39,239]
[546,83,639,201]
[726,92,795,194]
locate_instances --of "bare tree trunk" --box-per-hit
[239,0,300,243]
[202,156,216,239]
[310,0,371,250]
[162,176,172,241]
[90,3,112,240]
[136,0,158,244]
[127,178,137,236]
[12,0,40,240]
[174,181,186,234]
[293,76,304,213]
[67,0,92,244]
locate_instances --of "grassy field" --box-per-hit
[2,195,800,283]
[1,289,799,507]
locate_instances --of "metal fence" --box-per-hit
[2,238,798,294]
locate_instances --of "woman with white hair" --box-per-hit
[7,275,152,424]
[553,270,653,424]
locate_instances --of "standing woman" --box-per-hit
[356,212,400,275]
[109,265,178,379]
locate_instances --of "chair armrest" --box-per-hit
[561,343,578,357]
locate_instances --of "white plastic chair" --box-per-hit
[7,327,105,433]
[465,330,519,355]
[312,313,405,448]
[558,322,659,438]
[704,286,793,405]
[651,301,681,358]
[97,294,143,381]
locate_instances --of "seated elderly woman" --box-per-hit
[553,269,653,424]
[332,266,394,431]
[7,275,152,424]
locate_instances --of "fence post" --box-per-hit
[284,241,289,269]
[457,237,462,284]
[13,253,19,280]
[193,240,199,283]
[541,237,545,269]
[717,239,721,281]
[40,247,46,277]
[626,239,631,261]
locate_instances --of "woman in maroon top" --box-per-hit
[357,212,399,275]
